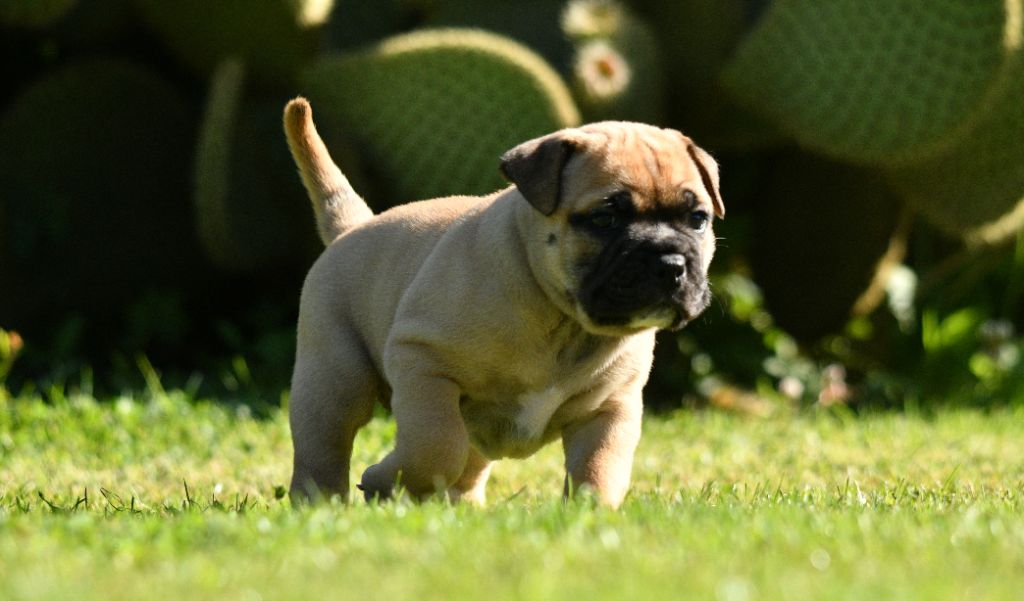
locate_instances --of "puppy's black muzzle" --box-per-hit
[579,230,710,329]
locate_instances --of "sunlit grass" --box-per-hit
[2,390,1024,600]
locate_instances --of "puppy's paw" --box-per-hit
[358,463,396,502]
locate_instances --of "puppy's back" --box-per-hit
[299,194,488,371]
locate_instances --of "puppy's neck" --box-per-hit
[498,191,587,327]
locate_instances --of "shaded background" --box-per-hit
[1,0,1022,409]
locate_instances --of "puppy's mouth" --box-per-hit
[577,247,711,332]
[667,285,712,329]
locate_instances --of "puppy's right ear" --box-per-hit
[499,133,577,216]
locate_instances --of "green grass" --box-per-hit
[2,389,1024,600]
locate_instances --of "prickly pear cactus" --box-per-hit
[888,53,1024,245]
[562,0,664,124]
[423,0,570,69]
[0,0,77,27]
[195,59,325,272]
[195,58,253,271]
[0,58,198,327]
[301,28,580,205]
[722,0,1021,165]
[132,0,328,84]
[630,0,780,150]
[326,0,417,50]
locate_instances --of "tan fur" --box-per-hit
[284,98,722,508]
[283,99,372,244]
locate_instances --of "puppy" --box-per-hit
[283,98,723,507]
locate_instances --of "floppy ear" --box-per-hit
[499,133,576,216]
[686,144,725,219]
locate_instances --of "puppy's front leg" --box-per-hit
[561,383,644,508]
[448,447,493,506]
[359,374,469,501]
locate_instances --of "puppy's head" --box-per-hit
[501,122,724,336]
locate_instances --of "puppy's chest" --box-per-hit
[460,384,592,459]
[457,344,618,459]
[454,327,626,458]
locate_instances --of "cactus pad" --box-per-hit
[423,0,570,69]
[630,0,780,150]
[195,59,324,272]
[133,0,326,84]
[326,0,417,50]
[722,0,1021,164]
[302,28,580,205]
[888,54,1024,245]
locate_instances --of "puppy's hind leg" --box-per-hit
[288,327,380,504]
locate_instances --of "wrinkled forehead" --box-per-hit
[564,123,706,209]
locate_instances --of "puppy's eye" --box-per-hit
[688,210,709,232]
[589,207,619,229]
[570,192,631,231]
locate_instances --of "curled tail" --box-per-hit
[283,97,373,245]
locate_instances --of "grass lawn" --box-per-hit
[2,389,1023,600]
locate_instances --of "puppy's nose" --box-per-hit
[656,254,686,285]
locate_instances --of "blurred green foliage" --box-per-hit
[0,0,1022,409]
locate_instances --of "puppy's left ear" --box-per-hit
[499,132,577,216]
[686,144,725,219]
